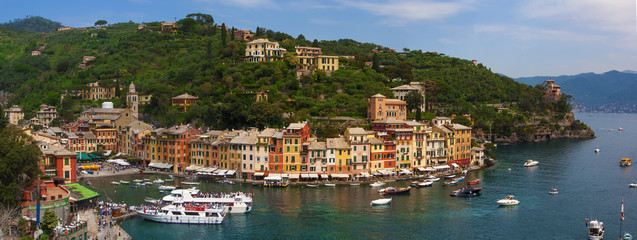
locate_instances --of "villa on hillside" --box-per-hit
[295,46,339,76]
[244,39,287,62]
[172,93,199,112]
[366,94,407,122]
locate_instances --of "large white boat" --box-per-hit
[370,181,386,187]
[586,219,604,240]
[161,188,253,213]
[136,202,225,225]
[524,159,539,167]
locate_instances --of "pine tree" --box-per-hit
[221,23,227,46]
[230,27,235,40]
[372,53,379,71]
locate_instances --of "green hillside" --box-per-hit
[0,15,578,139]
[1,16,63,33]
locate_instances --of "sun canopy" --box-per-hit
[451,163,460,168]
[264,176,281,181]
[320,174,329,179]
[254,172,265,177]
[433,165,450,170]
[288,174,300,179]
[225,170,236,176]
[330,173,349,178]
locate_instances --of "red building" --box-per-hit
[171,93,199,112]
[268,131,284,173]
[38,142,78,183]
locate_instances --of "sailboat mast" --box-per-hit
[620,196,624,238]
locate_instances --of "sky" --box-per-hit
[2,0,637,78]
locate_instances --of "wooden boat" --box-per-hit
[549,189,559,194]
[442,180,458,186]
[453,176,465,182]
[306,184,319,188]
[324,183,336,187]
[444,175,456,179]
[621,158,632,167]
[468,179,481,185]
[370,198,392,206]
[381,187,411,195]
[110,181,120,185]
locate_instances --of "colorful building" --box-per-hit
[38,142,77,183]
[171,93,199,112]
[82,80,117,100]
[3,105,24,125]
[245,39,287,62]
[367,94,407,122]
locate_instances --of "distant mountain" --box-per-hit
[1,16,62,33]
[622,70,637,74]
[516,71,637,112]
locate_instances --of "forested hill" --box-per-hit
[0,15,580,139]
[1,16,63,33]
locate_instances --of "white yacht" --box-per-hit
[153,179,165,184]
[158,185,177,191]
[594,147,600,153]
[161,188,253,213]
[524,159,539,167]
[497,195,520,206]
[586,219,604,240]
[136,202,225,224]
[370,181,386,187]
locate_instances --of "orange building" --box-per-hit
[367,94,407,122]
[543,79,562,101]
[93,124,117,151]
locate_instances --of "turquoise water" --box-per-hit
[85,113,637,239]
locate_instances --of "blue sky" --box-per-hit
[2,0,636,78]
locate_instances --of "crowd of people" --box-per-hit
[193,191,253,199]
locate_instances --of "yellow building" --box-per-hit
[295,46,339,72]
[245,39,287,62]
[82,80,118,100]
[327,137,351,174]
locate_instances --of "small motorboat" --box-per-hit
[594,147,600,153]
[586,218,604,240]
[144,197,160,204]
[370,198,392,206]
[136,182,145,186]
[427,176,440,182]
[350,183,360,186]
[524,159,539,167]
[623,232,633,240]
[130,184,137,188]
[497,195,520,206]
[444,175,456,179]
[306,184,319,188]
[629,183,637,188]
[133,179,143,183]
[462,170,468,175]
[153,179,165,184]
[549,189,559,194]
[382,187,411,195]
[143,178,151,181]
[417,181,433,187]
[119,180,130,184]
[182,182,200,185]
[111,181,120,185]
[324,183,336,187]
[619,128,625,131]
[450,187,482,197]
[468,179,481,185]
[370,181,386,187]
[507,168,511,171]
[158,185,177,191]
[410,181,420,187]
[442,181,458,186]
[453,176,465,182]
[621,158,632,167]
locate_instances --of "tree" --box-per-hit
[372,53,379,71]
[0,204,20,239]
[177,18,197,33]
[41,209,57,235]
[405,91,423,113]
[220,23,227,46]
[452,115,472,127]
[283,52,299,68]
[0,105,7,129]
[230,27,235,40]
[94,20,107,26]
[312,39,319,47]
[296,34,306,42]
[0,126,42,206]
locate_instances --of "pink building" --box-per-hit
[366,94,407,122]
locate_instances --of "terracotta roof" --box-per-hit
[390,85,419,91]
[371,94,385,98]
[347,127,368,135]
[308,141,326,150]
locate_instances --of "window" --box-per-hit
[64,171,70,178]
[64,158,69,165]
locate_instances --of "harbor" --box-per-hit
[79,113,637,239]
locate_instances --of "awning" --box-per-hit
[281,174,289,178]
[417,167,427,172]
[254,172,265,177]
[433,165,450,170]
[289,174,300,179]
[226,170,236,176]
[308,173,319,178]
[264,176,281,181]
[185,165,202,171]
[268,173,281,178]
[400,169,412,174]
[300,173,309,178]
[426,167,435,171]
[359,172,371,177]
[320,174,329,179]
[330,173,349,178]
[217,170,228,175]
[452,163,460,168]
[77,152,91,160]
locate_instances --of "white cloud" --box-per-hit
[473,24,602,42]
[340,0,475,25]
[519,0,636,34]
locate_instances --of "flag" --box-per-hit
[621,199,625,221]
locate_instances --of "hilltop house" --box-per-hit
[244,39,286,62]
[366,94,407,122]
